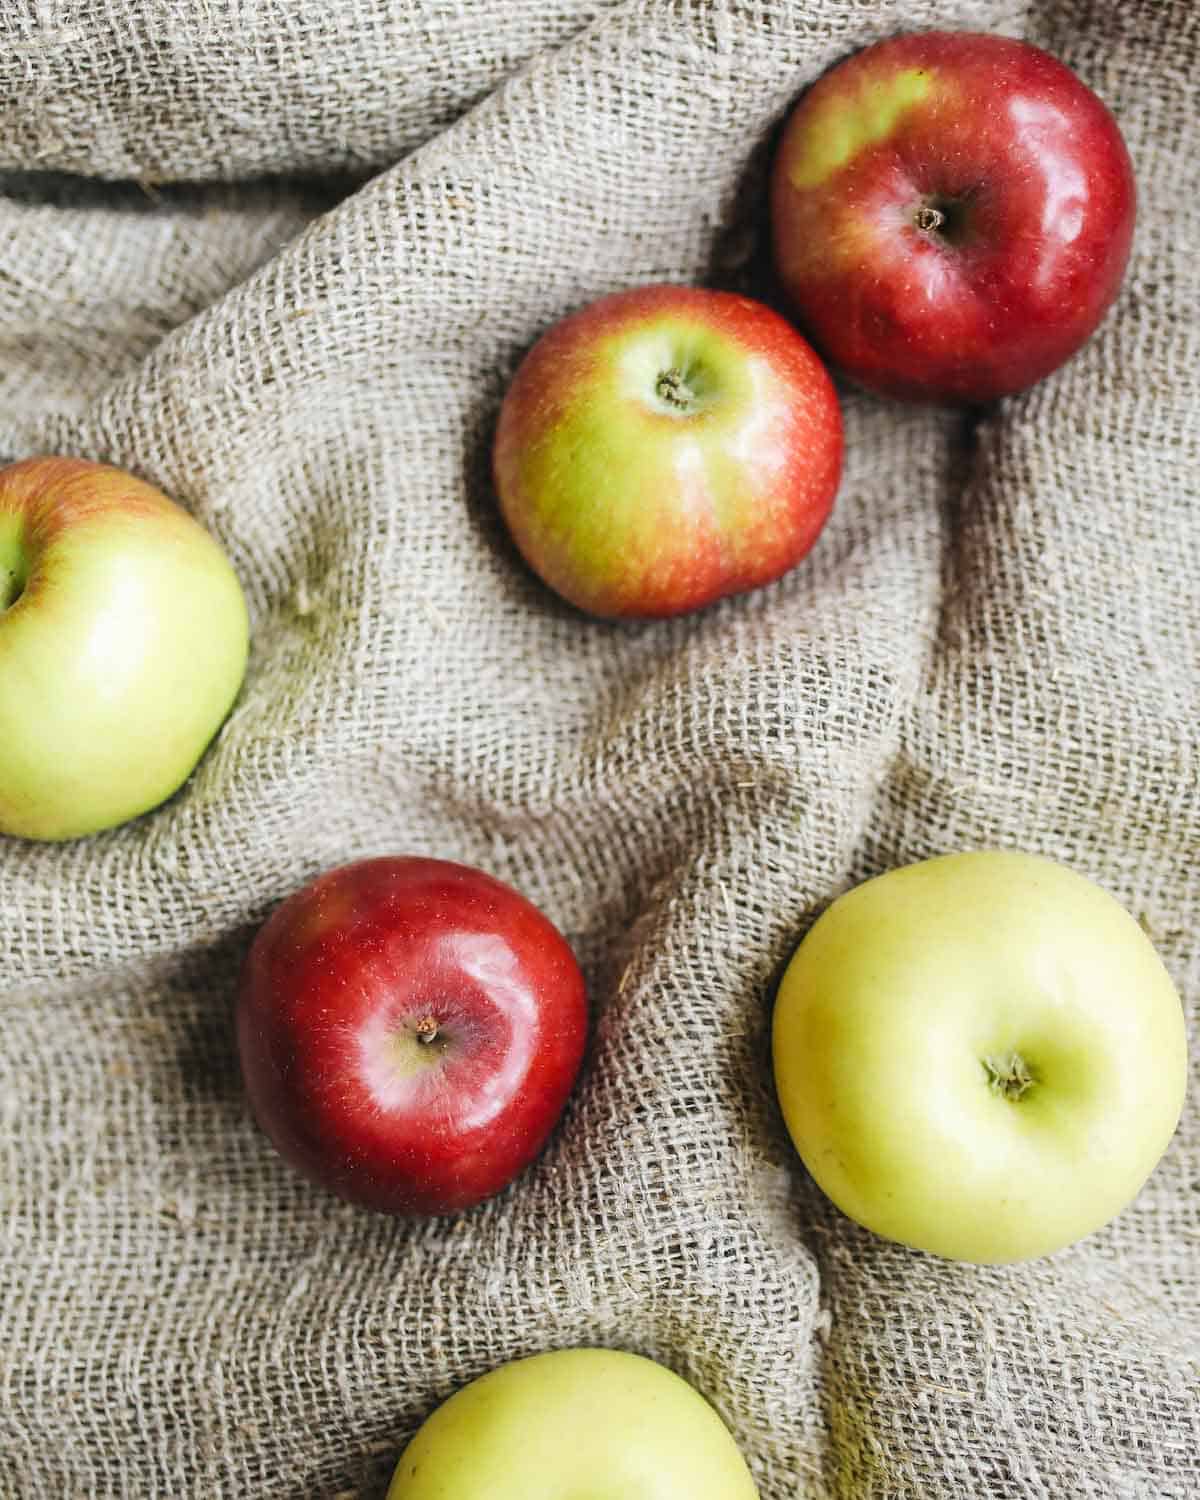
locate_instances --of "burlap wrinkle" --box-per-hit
[0,2,1196,1496]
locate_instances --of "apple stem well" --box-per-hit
[983,1050,1038,1102]
[381,1015,453,1083]
[913,195,973,247]
[0,532,28,611]
[653,366,704,415]
[1,567,24,610]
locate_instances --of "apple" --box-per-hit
[385,1347,760,1498]
[769,31,1137,403]
[492,283,842,619]
[772,850,1187,1263]
[0,455,249,840]
[237,855,588,1215]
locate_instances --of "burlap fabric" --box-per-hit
[0,1,1196,1495]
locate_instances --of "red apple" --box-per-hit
[493,284,842,619]
[236,856,588,1215]
[769,31,1137,403]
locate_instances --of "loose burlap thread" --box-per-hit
[0,2,1196,1496]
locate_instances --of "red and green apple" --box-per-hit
[772,850,1187,1262]
[237,855,588,1216]
[770,31,1137,403]
[493,283,843,619]
[0,455,249,840]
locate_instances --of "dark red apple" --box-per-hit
[769,31,1137,403]
[493,284,843,619]
[236,856,588,1215]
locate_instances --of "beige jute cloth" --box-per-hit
[0,2,1196,1496]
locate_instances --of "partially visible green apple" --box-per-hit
[0,456,249,840]
[385,1347,759,1498]
[772,850,1188,1263]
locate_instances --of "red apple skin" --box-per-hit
[493,284,843,619]
[770,31,1137,403]
[236,857,588,1216]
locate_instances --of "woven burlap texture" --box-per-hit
[0,1,1196,1496]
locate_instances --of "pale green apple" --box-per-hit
[385,1347,759,1499]
[773,850,1188,1263]
[0,456,249,840]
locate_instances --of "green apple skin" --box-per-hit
[385,1347,760,1499]
[0,456,250,841]
[772,851,1188,1264]
[493,283,843,619]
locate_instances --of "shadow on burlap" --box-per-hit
[0,2,1196,1496]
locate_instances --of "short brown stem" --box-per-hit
[655,368,691,408]
[915,205,945,234]
[984,1051,1037,1102]
[414,1017,440,1045]
[1,570,23,610]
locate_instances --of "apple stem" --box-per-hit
[654,368,692,411]
[915,204,946,234]
[0,517,28,610]
[415,1017,440,1045]
[983,1051,1037,1102]
[0,558,27,611]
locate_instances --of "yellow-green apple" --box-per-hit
[237,856,588,1215]
[386,1347,760,1498]
[0,456,249,840]
[772,851,1187,1263]
[770,32,1137,403]
[492,284,842,618]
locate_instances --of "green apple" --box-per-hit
[0,456,249,840]
[772,850,1188,1263]
[385,1347,759,1498]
